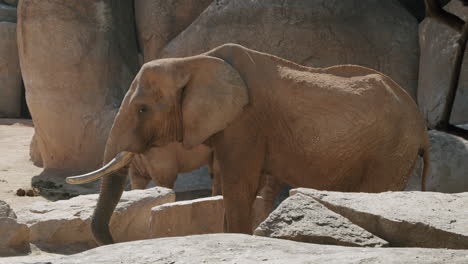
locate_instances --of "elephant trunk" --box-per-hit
[91,115,134,245]
[91,168,127,245]
[90,124,133,245]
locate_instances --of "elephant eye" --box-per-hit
[138,105,148,114]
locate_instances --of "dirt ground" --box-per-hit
[0,119,48,212]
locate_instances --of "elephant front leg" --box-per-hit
[214,135,265,234]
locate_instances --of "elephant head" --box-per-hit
[66,55,248,245]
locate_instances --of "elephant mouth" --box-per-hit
[65,152,135,184]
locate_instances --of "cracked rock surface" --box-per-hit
[254,193,388,247]
[292,188,468,249]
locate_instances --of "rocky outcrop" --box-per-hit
[17,0,139,173]
[16,187,174,254]
[0,201,30,256]
[135,0,212,62]
[150,196,224,238]
[406,130,468,192]
[0,21,21,118]
[150,195,268,238]
[161,0,419,99]
[254,194,388,247]
[14,234,468,264]
[418,0,468,126]
[292,188,468,249]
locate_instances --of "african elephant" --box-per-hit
[67,43,429,245]
[129,142,215,191]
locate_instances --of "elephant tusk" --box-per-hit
[65,152,135,184]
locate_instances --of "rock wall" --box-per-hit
[17,0,139,172]
[135,0,212,62]
[161,0,419,99]
[418,0,468,126]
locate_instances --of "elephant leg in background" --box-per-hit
[214,131,266,234]
[210,153,222,196]
[149,168,178,189]
[129,164,151,190]
[252,173,284,230]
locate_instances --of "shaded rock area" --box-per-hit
[161,0,419,99]
[13,234,468,264]
[254,194,388,247]
[418,0,468,126]
[0,3,16,23]
[0,21,21,118]
[16,187,174,254]
[31,171,100,200]
[173,166,213,201]
[406,130,468,192]
[292,188,468,249]
[0,201,29,257]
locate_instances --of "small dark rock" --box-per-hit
[16,188,26,196]
[26,189,36,197]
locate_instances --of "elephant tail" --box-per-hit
[420,133,430,192]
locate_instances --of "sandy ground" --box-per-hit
[0,119,48,212]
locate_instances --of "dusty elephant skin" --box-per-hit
[67,43,429,246]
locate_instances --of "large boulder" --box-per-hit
[135,0,212,62]
[292,188,468,249]
[254,194,388,247]
[16,187,175,254]
[17,1,139,174]
[0,201,30,256]
[14,234,468,264]
[150,196,224,238]
[406,130,468,192]
[0,21,21,118]
[150,196,268,238]
[418,0,468,126]
[161,0,419,99]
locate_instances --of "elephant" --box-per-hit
[66,43,430,245]
[129,142,217,192]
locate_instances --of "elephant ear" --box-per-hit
[178,56,248,149]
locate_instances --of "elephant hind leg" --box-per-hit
[252,173,283,230]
